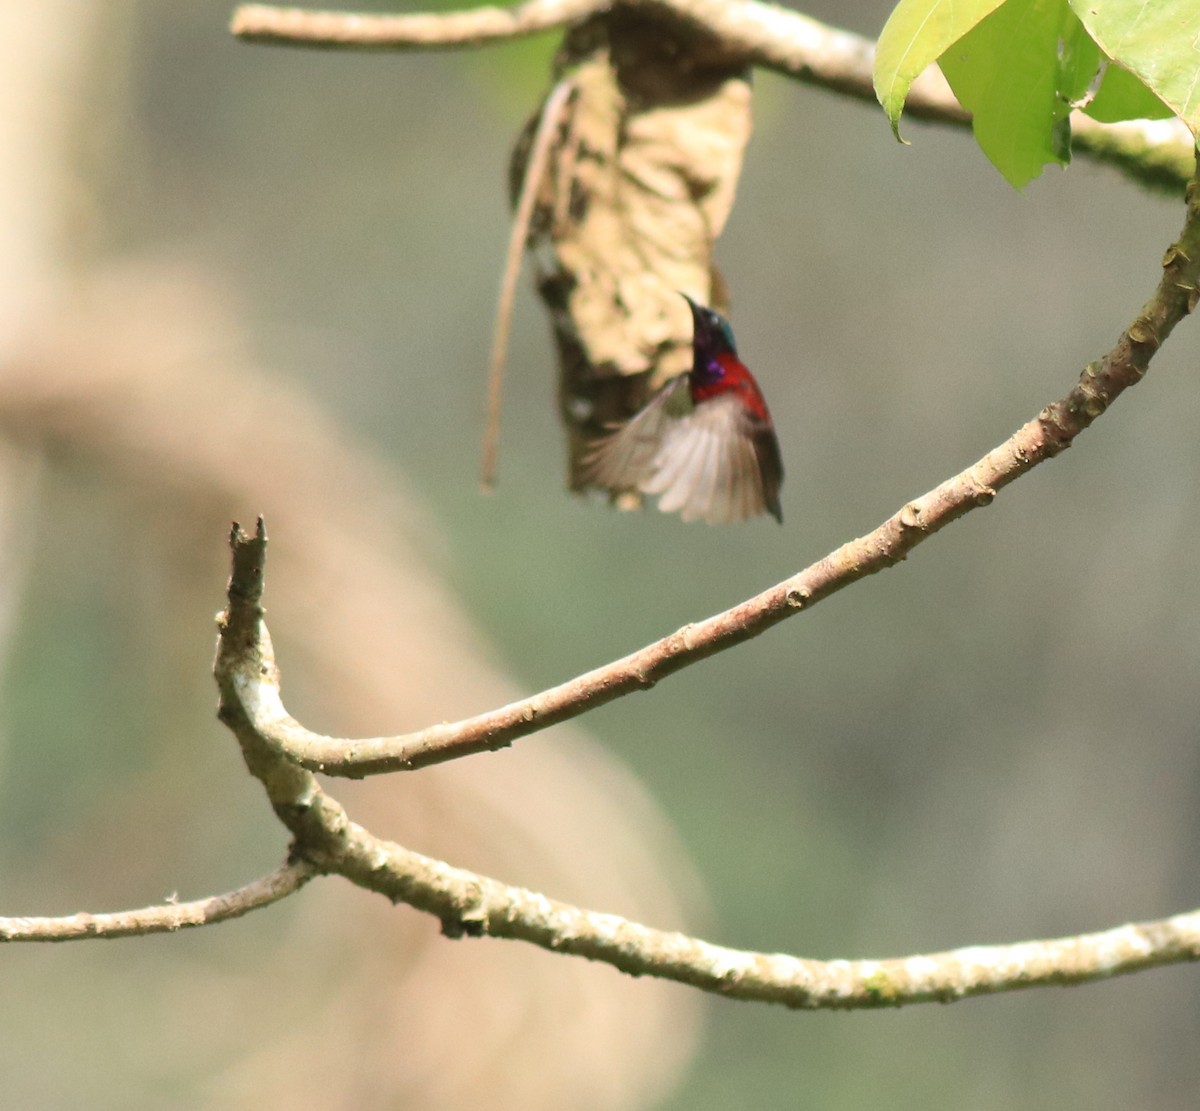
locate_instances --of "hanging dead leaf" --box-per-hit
[512,9,753,497]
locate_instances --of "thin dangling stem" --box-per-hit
[480,77,576,490]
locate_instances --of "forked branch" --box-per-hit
[210,519,1200,1005]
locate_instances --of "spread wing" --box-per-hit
[644,394,782,524]
[585,382,783,525]
[583,375,692,493]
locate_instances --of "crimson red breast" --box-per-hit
[586,293,783,524]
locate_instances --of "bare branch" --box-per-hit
[217,167,1200,778]
[211,602,1200,1006]
[0,860,316,942]
[230,0,1195,188]
[317,831,1200,1007]
[231,0,602,49]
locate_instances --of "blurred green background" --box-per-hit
[2,1,1199,1108]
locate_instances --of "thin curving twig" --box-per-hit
[219,166,1200,778]
[0,859,316,942]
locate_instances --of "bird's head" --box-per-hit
[680,292,738,362]
[679,292,741,390]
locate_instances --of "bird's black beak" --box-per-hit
[678,291,707,339]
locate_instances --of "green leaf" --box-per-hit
[1085,62,1175,123]
[1057,16,1103,104]
[874,0,1008,139]
[938,0,1100,189]
[1069,0,1200,137]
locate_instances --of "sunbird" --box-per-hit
[586,293,783,524]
